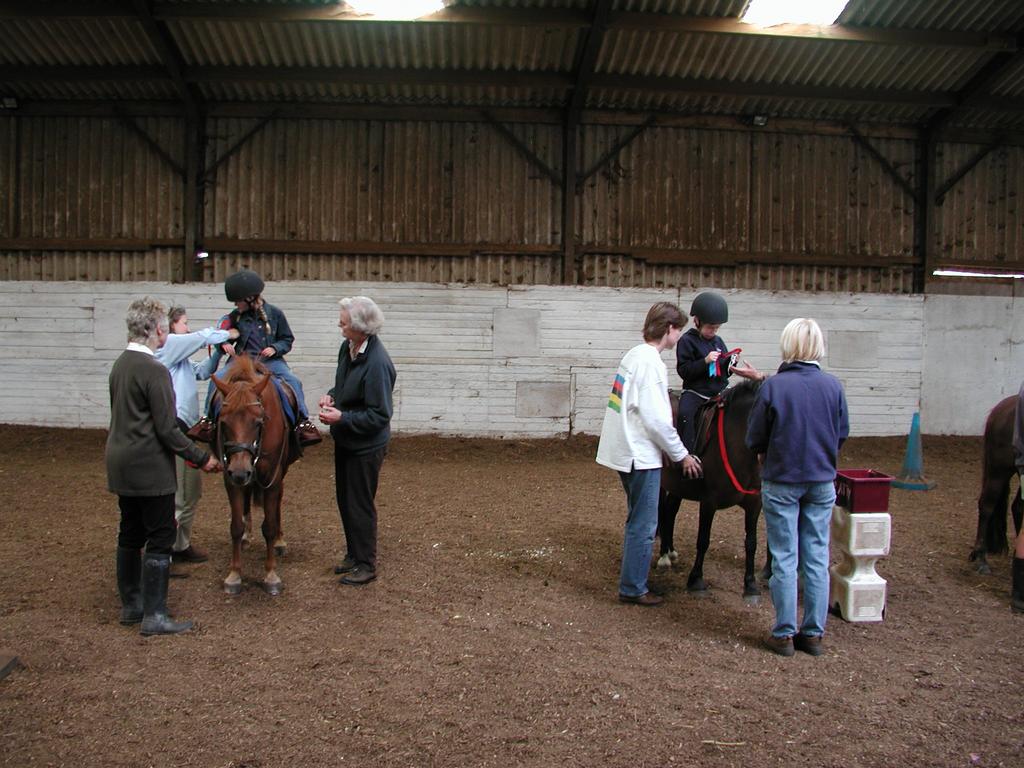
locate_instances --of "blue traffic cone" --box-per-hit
[891,412,936,490]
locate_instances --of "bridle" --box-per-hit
[217,391,287,489]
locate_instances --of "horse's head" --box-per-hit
[214,356,272,487]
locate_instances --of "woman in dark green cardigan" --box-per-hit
[106,297,220,636]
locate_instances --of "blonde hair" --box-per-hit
[780,317,825,363]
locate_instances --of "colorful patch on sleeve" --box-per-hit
[607,373,624,412]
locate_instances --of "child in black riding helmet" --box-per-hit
[675,291,763,451]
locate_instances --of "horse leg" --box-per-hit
[260,485,284,596]
[223,488,247,594]
[760,545,773,583]
[971,475,1006,574]
[273,503,287,557]
[742,499,762,602]
[686,500,715,593]
[656,491,683,568]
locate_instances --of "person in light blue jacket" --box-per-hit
[155,305,238,564]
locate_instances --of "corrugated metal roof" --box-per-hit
[0,0,1021,132]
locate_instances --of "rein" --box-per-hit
[715,402,759,496]
[218,393,288,490]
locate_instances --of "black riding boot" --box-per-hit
[1012,557,1024,614]
[140,553,194,636]
[116,546,143,625]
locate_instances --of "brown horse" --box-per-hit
[212,355,298,595]
[658,380,764,602]
[969,395,1023,574]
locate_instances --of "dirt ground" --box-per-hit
[0,426,1022,768]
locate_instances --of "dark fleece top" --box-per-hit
[328,335,397,455]
[106,349,209,496]
[745,361,850,484]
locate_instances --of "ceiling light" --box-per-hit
[1,97,17,109]
[194,249,210,261]
[742,0,850,27]
[346,0,444,20]
[933,269,1024,279]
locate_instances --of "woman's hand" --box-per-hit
[704,350,721,364]
[317,394,335,409]
[732,360,764,381]
[318,406,342,426]
[201,456,222,473]
[227,328,240,340]
[681,454,703,479]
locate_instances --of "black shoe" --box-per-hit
[793,633,823,656]
[187,418,216,444]
[764,634,795,657]
[340,565,376,586]
[618,592,663,607]
[171,544,209,564]
[140,554,194,636]
[296,421,322,447]
[333,555,357,575]
[116,547,143,625]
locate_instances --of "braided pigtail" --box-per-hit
[256,302,272,338]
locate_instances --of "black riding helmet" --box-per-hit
[224,269,265,302]
[690,291,728,325]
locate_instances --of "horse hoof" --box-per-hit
[261,581,284,596]
[974,562,992,576]
[656,554,673,569]
[743,593,761,606]
[274,544,287,557]
[223,580,242,595]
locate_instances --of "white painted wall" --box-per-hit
[0,281,1018,436]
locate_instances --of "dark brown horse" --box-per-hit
[969,395,1023,574]
[212,355,299,595]
[658,380,764,601]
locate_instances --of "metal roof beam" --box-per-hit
[568,0,613,114]
[8,64,1024,114]
[128,0,199,110]
[926,48,1024,133]
[0,3,1015,53]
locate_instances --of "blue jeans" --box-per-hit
[761,479,836,639]
[205,356,309,419]
[618,467,661,597]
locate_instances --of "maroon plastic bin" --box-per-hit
[835,469,894,513]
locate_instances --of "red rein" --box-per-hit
[716,404,759,496]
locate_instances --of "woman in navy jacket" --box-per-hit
[746,318,849,657]
[318,296,397,587]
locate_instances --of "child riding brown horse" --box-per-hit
[213,355,299,595]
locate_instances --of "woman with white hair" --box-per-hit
[318,296,396,586]
[746,318,849,657]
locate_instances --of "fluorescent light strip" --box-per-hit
[933,269,1024,279]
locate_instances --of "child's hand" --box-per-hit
[704,350,721,364]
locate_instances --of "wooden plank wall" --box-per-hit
[0,280,955,437]
[0,114,1020,291]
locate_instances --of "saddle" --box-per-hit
[669,389,722,459]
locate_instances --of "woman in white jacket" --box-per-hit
[597,302,702,606]
[155,306,239,564]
